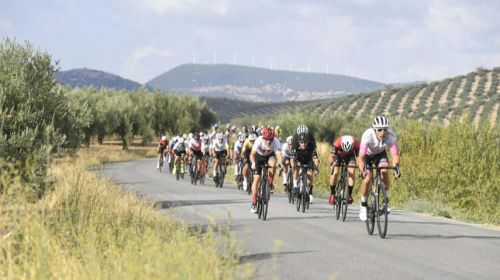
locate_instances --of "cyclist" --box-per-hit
[233,134,246,177]
[328,135,360,205]
[357,116,401,221]
[249,127,282,213]
[275,125,282,141]
[291,125,319,203]
[201,135,211,176]
[212,133,230,184]
[157,135,169,169]
[188,133,203,174]
[280,136,293,187]
[172,137,188,175]
[241,133,257,191]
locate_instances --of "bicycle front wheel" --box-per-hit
[262,183,270,221]
[365,191,376,235]
[376,184,389,238]
[341,180,348,222]
[335,182,341,220]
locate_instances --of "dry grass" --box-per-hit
[1,144,251,279]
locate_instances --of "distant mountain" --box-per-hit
[56,68,143,90]
[147,64,385,102]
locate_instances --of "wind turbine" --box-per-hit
[192,51,198,64]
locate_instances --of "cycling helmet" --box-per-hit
[297,124,309,135]
[189,132,193,139]
[203,135,209,141]
[226,123,231,130]
[216,133,224,141]
[161,135,167,141]
[248,133,257,141]
[182,134,187,139]
[262,127,275,140]
[178,137,185,144]
[341,135,354,152]
[275,125,282,135]
[286,136,293,145]
[199,132,204,137]
[213,123,219,129]
[238,134,246,142]
[372,116,389,129]
[231,125,236,132]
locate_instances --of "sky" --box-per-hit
[1,0,500,84]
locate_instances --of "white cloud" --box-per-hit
[124,45,174,83]
[129,0,230,16]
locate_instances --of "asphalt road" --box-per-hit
[99,158,500,280]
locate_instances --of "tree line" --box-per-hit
[0,38,215,200]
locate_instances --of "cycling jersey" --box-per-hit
[281,142,292,158]
[252,136,281,157]
[213,139,229,152]
[233,140,243,153]
[188,139,202,151]
[359,128,398,157]
[173,142,188,153]
[330,136,360,157]
[290,133,317,160]
[201,141,210,154]
[242,139,254,154]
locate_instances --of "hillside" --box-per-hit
[56,68,144,90]
[147,63,385,102]
[208,67,500,126]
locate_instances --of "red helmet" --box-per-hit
[262,127,275,140]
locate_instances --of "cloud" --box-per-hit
[124,45,174,83]
[129,0,230,16]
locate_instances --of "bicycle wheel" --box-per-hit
[365,191,376,235]
[341,177,348,222]
[218,165,225,188]
[296,184,301,212]
[335,182,341,220]
[376,183,389,238]
[262,182,270,221]
[287,171,294,204]
[247,170,253,195]
[176,163,180,181]
[193,163,199,185]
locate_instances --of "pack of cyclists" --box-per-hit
[157,115,401,221]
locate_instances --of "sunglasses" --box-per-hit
[376,128,387,132]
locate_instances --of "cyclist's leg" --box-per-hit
[267,153,276,186]
[290,158,299,190]
[347,156,356,202]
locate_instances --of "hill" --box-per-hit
[207,67,500,126]
[56,68,144,90]
[147,63,385,102]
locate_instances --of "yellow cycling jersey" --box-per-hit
[242,139,254,153]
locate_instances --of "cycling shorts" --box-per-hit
[334,154,356,167]
[254,152,276,175]
[215,150,228,159]
[364,150,389,171]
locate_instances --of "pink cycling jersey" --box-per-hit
[359,128,399,157]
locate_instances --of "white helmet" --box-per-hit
[178,137,185,144]
[161,135,167,141]
[372,116,389,129]
[286,136,293,145]
[182,134,187,139]
[216,133,224,141]
[341,135,354,152]
[248,133,257,141]
[203,135,209,140]
[297,124,309,135]
[238,134,246,142]
[189,132,193,139]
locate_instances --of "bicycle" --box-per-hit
[215,157,227,188]
[334,161,357,222]
[235,158,245,190]
[364,165,397,239]
[255,163,271,221]
[198,155,208,185]
[157,155,164,172]
[246,167,254,195]
[295,164,315,213]
[175,153,186,181]
[167,153,174,174]
[190,155,202,185]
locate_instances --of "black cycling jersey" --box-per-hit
[290,133,318,160]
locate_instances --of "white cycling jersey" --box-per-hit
[202,142,210,154]
[252,136,281,156]
[281,142,291,158]
[359,128,398,156]
[213,139,229,152]
[173,142,188,153]
[233,140,243,152]
[188,139,202,151]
